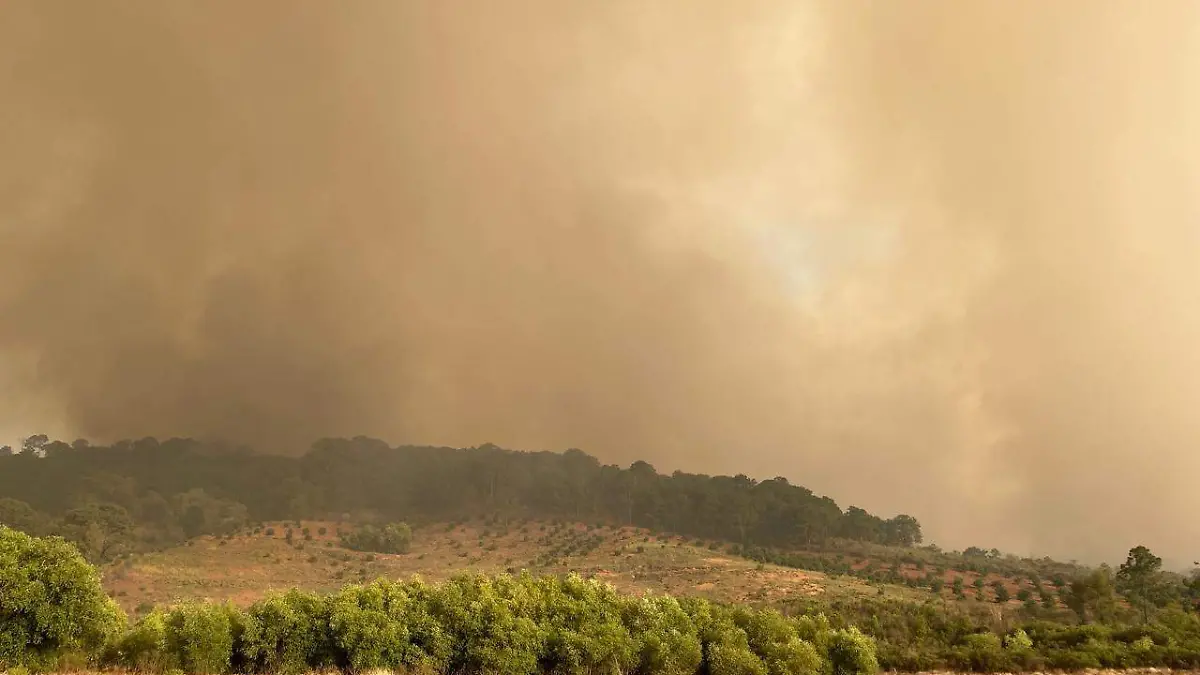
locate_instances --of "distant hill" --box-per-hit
[0,435,920,563]
[102,515,1078,623]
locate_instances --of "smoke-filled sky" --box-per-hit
[3,1,1199,566]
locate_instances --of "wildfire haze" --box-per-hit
[2,2,1198,565]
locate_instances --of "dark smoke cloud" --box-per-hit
[2,1,1198,565]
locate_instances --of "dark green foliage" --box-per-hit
[0,436,916,553]
[1065,566,1119,624]
[0,498,50,536]
[1185,566,1200,613]
[1117,545,1172,623]
[63,502,136,562]
[340,522,412,554]
[0,526,126,670]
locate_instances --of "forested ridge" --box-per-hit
[0,435,920,563]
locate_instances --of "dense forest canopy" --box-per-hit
[0,435,919,562]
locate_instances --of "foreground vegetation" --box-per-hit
[9,524,1200,674]
[2,525,877,675]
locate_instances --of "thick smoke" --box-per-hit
[2,1,1198,565]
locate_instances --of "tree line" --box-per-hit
[1,525,878,675]
[0,435,920,562]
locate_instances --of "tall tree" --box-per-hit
[1116,545,1168,623]
[20,434,48,457]
[1065,566,1118,624]
[63,502,136,562]
[882,515,923,547]
[1184,563,1200,614]
[0,498,49,536]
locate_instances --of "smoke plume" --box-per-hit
[2,1,1198,564]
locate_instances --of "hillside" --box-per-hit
[101,516,1072,620]
[0,437,921,567]
[102,518,880,612]
[6,436,1200,672]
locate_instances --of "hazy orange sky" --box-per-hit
[2,1,1199,566]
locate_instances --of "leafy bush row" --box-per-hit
[785,595,1200,672]
[107,575,877,675]
[1,525,877,675]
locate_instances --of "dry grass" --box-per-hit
[101,518,899,612]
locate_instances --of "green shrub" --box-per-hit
[1005,628,1033,651]
[708,643,769,675]
[162,603,241,674]
[327,579,451,673]
[826,627,878,675]
[7,525,891,675]
[623,594,701,675]
[111,610,171,672]
[1044,647,1102,670]
[325,583,413,672]
[682,598,767,675]
[429,575,543,675]
[341,522,412,554]
[0,526,126,669]
[732,607,821,675]
[242,590,332,674]
[534,574,637,675]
